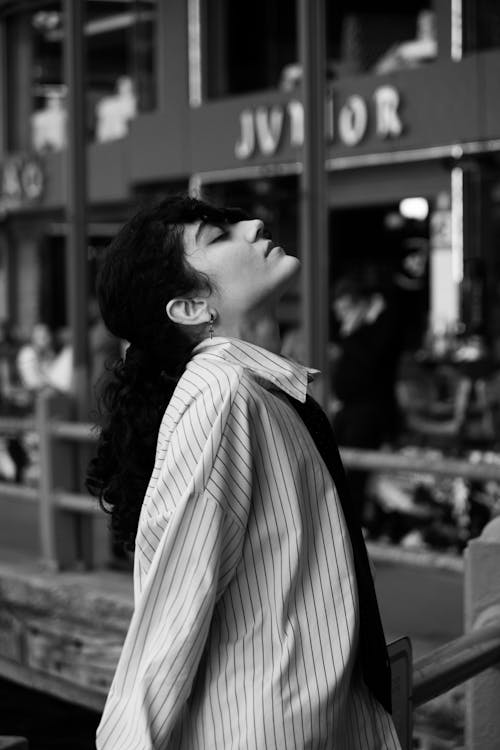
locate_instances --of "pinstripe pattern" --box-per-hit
[96,337,401,749]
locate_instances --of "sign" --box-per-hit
[235,85,404,159]
[0,154,45,216]
[388,637,413,750]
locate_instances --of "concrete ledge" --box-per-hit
[0,550,132,710]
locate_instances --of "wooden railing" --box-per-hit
[1,391,500,748]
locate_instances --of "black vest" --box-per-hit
[287,394,392,713]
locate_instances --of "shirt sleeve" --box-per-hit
[96,365,252,750]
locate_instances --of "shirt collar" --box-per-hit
[192,337,319,403]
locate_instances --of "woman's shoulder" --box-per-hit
[186,353,254,393]
[166,355,251,417]
[155,357,257,463]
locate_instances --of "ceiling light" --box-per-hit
[399,197,429,221]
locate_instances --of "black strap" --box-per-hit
[287,394,392,713]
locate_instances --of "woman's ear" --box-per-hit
[166,297,211,327]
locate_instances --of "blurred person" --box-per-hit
[0,436,16,480]
[0,320,23,407]
[0,321,30,481]
[47,326,74,394]
[86,195,400,749]
[15,322,56,485]
[16,322,55,394]
[330,271,404,520]
[390,236,428,353]
[331,272,403,445]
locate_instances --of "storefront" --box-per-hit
[1,0,500,536]
[0,1,497,332]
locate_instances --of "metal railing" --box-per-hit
[3,388,500,566]
[1,391,500,748]
[341,446,500,482]
[413,623,500,707]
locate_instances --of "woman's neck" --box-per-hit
[217,315,282,354]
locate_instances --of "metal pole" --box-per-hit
[37,390,58,570]
[64,0,89,418]
[298,0,329,407]
[0,17,7,156]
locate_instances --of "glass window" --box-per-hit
[325,1,437,79]
[4,1,156,151]
[464,0,500,53]
[204,0,297,98]
[87,1,157,143]
[4,4,65,153]
[31,5,65,152]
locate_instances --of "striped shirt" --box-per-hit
[96,337,401,750]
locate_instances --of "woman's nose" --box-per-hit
[242,219,264,242]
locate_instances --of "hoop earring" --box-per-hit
[209,313,215,339]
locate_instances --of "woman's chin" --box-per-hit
[281,255,302,282]
[270,258,301,300]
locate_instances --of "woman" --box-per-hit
[87,195,401,749]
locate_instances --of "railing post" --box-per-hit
[79,441,113,569]
[37,390,57,570]
[464,516,500,749]
[37,390,80,570]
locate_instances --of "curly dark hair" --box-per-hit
[85,194,248,550]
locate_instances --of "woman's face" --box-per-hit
[183,218,300,319]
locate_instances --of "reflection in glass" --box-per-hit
[325,2,437,79]
[30,4,65,153]
[7,1,157,151]
[87,1,157,143]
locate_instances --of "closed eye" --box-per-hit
[209,227,229,243]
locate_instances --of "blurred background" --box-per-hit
[1,1,500,747]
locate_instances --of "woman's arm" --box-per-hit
[96,491,243,750]
[97,364,251,750]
